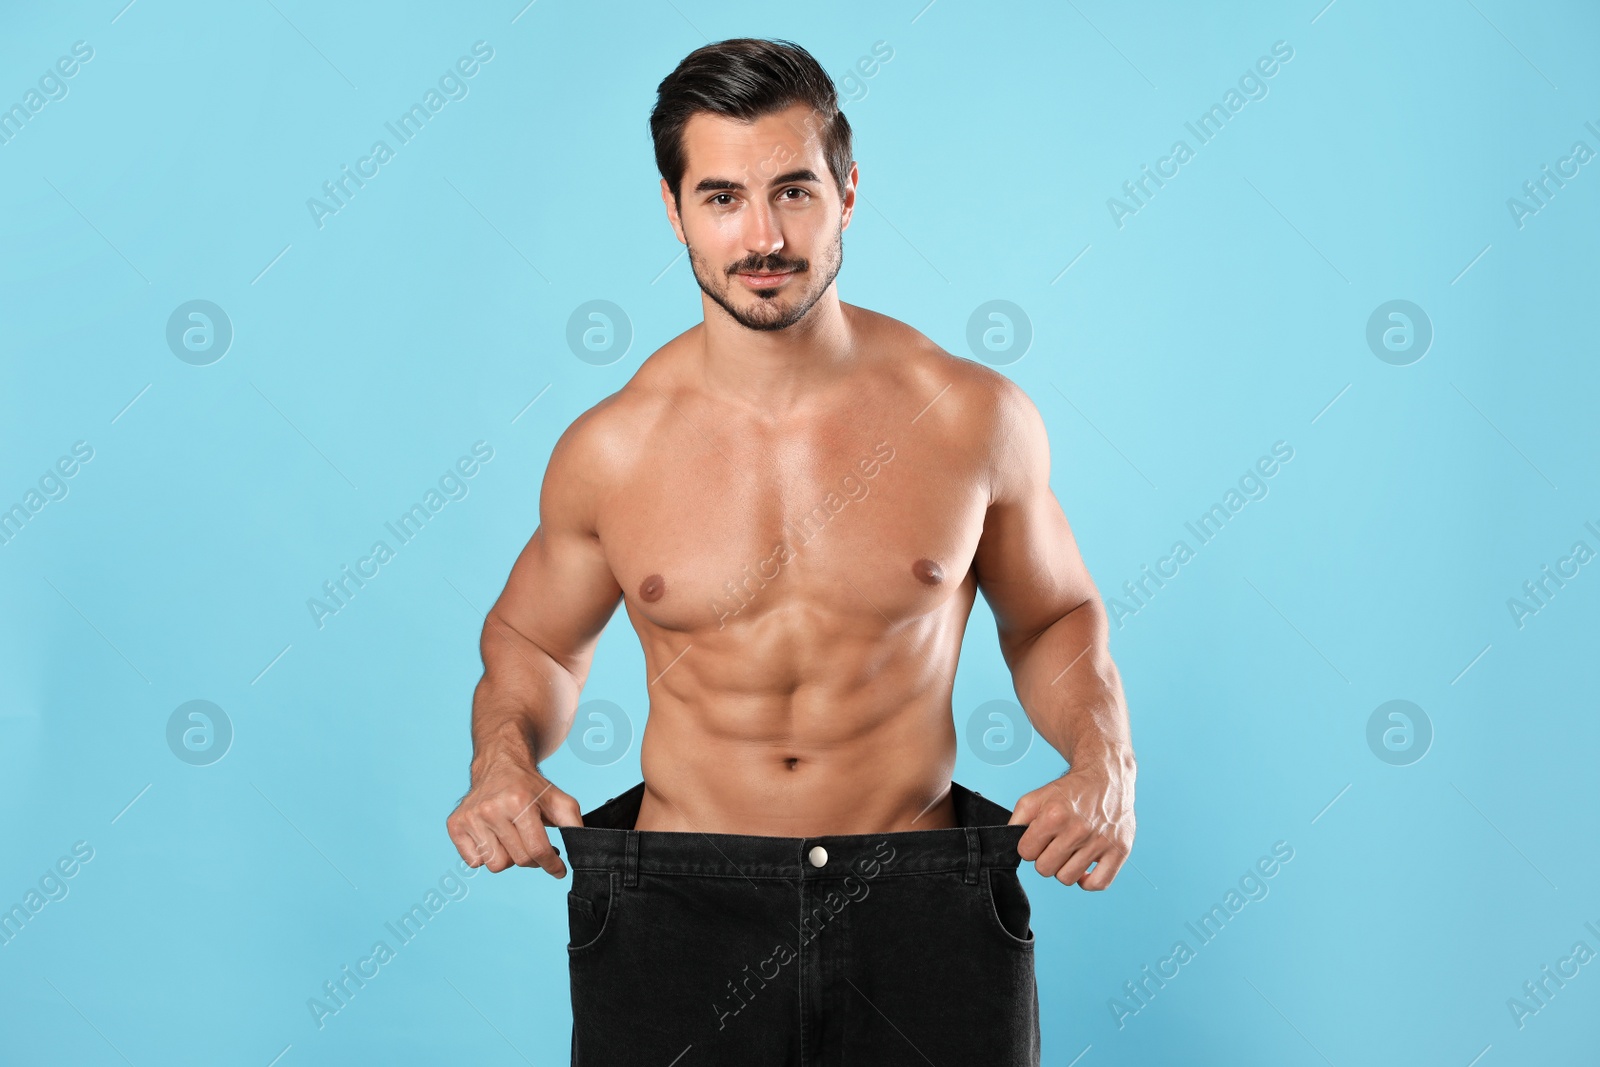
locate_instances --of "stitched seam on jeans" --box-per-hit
[567,871,620,956]
[984,869,1036,948]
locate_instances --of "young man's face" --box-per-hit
[662,102,857,333]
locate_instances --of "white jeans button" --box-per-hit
[807,845,828,868]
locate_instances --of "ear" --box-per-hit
[839,161,859,232]
[661,178,686,244]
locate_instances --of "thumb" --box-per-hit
[541,787,584,828]
[1007,790,1039,826]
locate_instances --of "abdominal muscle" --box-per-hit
[617,543,978,836]
[631,685,961,836]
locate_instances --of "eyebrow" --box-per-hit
[692,168,823,195]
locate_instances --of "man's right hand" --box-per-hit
[446,751,583,878]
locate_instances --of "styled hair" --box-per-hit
[649,38,853,207]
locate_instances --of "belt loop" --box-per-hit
[624,830,640,887]
[963,827,981,885]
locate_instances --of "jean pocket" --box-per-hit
[983,868,1035,948]
[567,870,619,955]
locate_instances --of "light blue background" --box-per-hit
[2,1,1597,1064]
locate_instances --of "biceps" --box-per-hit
[975,490,1098,641]
[485,525,623,679]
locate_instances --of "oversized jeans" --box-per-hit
[556,780,1041,1065]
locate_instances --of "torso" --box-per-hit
[589,305,1000,835]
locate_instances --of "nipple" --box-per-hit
[640,574,665,602]
[912,558,944,585]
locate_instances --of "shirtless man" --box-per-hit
[446,38,1135,1065]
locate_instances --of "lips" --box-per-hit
[738,270,794,288]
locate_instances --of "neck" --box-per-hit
[694,291,856,415]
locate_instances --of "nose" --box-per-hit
[743,199,784,261]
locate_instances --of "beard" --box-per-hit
[686,221,844,332]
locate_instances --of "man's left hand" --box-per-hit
[1008,755,1136,890]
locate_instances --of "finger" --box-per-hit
[1006,791,1041,827]
[1013,805,1065,860]
[1017,810,1091,864]
[539,788,584,828]
[1078,849,1127,891]
[493,788,567,875]
[1053,843,1104,887]
[485,811,538,869]
[474,782,548,864]
[1029,834,1083,879]
[462,816,515,873]
[447,811,496,869]
[509,811,568,877]
[446,811,474,865]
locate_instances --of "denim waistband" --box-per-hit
[555,780,1026,885]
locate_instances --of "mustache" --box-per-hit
[728,256,806,275]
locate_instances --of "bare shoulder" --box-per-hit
[540,332,693,528]
[852,306,1044,497]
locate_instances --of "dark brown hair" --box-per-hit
[649,38,853,207]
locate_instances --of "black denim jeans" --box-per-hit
[556,780,1040,1066]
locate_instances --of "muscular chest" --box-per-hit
[600,418,986,635]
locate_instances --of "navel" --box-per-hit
[912,558,944,585]
[639,573,665,602]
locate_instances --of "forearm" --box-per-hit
[448,610,587,877]
[470,612,582,777]
[1009,597,1134,775]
